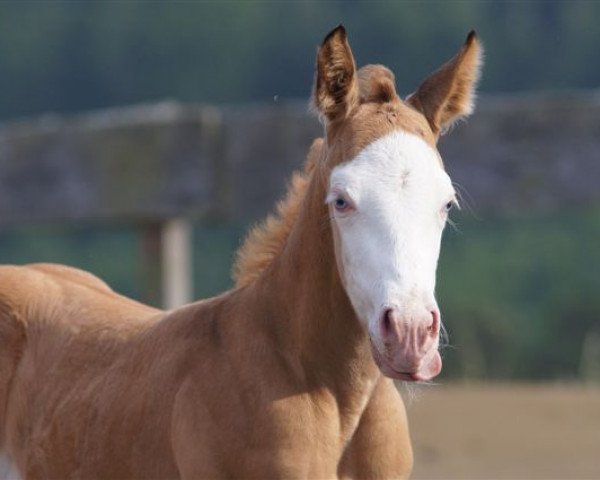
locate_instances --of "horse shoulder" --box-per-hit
[338,377,413,479]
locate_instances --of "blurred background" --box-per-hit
[0,2,599,479]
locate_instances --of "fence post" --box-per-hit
[161,218,193,310]
[139,222,163,308]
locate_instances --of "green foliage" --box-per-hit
[0,225,141,298]
[1,2,599,120]
[438,207,600,380]
[193,223,247,298]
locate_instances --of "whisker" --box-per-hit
[447,217,462,234]
[452,181,480,221]
[439,322,450,347]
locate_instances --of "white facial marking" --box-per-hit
[327,130,455,347]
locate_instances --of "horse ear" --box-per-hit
[313,25,360,122]
[407,31,483,137]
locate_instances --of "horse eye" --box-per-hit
[444,201,453,213]
[334,197,348,210]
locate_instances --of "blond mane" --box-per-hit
[232,138,324,287]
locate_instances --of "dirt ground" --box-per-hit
[406,383,600,480]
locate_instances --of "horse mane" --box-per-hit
[232,137,324,288]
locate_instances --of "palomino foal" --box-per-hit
[0,27,481,479]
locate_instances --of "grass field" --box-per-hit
[407,383,600,479]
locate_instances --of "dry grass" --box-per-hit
[406,383,600,479]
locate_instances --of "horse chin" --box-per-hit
[370,341,442,382]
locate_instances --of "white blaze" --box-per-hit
[327,130,455,347]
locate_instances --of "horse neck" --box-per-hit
[253,164,380,403]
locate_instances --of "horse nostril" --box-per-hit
[382,308,393,335]
[428,309,440,335]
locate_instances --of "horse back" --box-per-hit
[0,263,173,477]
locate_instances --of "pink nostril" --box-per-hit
[428,309,440,335]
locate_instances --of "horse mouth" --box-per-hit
[370,341,442,382]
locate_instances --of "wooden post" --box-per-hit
[161,218,193,310]
[139,222,163,308]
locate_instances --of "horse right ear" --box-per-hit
[407,31,483,137]
[313,25,359,123]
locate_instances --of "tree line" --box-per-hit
[1,2,599,122]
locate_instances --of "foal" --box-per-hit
[0,26,481,479]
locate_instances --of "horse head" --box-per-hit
[314,26,482,381]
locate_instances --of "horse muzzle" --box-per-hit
[370,306,443,382]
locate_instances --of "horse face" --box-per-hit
[314,26,482,381]
[327,130,454,381]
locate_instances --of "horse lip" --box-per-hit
[369,339,440,382]
[369,341,415,381]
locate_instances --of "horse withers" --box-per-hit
[0,26,482,479]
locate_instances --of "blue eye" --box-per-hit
[333,196,352,212]
[335,198,347,209]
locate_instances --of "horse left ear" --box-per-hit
[313,25,360,123]
[407,31,483,137]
